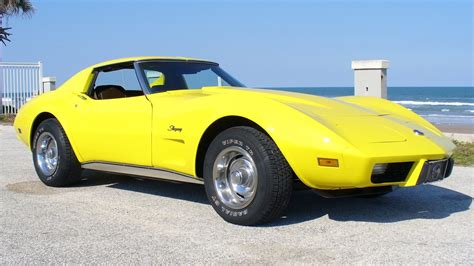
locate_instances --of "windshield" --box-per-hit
[138,61,245,94]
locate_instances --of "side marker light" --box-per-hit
[318,158,339,167]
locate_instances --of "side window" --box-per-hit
[91,66,144,100]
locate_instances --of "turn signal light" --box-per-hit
[372,163,388,175]
[318,158,339,167]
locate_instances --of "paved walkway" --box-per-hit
[0,125,472,264]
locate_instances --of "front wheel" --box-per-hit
[203,126,293,225]
[32,118,82,187]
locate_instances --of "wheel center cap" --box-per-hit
[230,170,243,185]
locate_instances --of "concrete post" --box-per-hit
[351,60,389,98]
[42,77,56,93]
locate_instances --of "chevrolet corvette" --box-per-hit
[14,56,455,225]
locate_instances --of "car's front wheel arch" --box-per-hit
[195,116,274,179]
[30,112,57,150]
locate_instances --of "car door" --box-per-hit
[71,63,153,166]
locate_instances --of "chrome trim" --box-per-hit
[413,129,425,136]
[81,162,204,185]
[212,146,258,209]
[36,132,59,176]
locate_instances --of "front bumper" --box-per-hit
[281,123,455,190]
[309,158,454,197]
[293,148,454,190]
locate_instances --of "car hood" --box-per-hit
[202,87,429,143]
[203,87,381,115]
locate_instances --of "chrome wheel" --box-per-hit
[35,132,59,176]
[213,146,258,209]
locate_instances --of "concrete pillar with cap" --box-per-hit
[42,77,57,93]
[351,60,389,98]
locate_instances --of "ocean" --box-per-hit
[266,87,474,126]
[2,86,473,126]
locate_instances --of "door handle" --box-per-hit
[75,94,88,108]
[77,94,87,100]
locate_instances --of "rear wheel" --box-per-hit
[32,118,82,187]
[203,126,293,225]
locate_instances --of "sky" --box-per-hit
[1,0,473,87]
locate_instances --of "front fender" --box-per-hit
[150,92,350,188]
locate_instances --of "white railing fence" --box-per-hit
[0,62,43,115]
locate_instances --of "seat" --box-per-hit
[94,85,127,100]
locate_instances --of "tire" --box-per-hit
[203,126,293,225]
[32,118,82,187]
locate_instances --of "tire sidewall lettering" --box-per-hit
[220,138,255,157]
[32,127,45,150]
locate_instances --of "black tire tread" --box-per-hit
[54,119,82,186]
[238,126,293,224]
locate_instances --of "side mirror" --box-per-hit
[146,71,165,87]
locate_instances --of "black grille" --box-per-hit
[417,158,453,184]
[371,162,414,184]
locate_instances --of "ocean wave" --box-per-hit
[394,100,474,106]
[423,114,474,118]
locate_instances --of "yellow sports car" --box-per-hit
[14,56,455,225]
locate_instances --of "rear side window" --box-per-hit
[95,68,141,91]
[90,65,144,100]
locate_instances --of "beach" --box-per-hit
[437,123,473,134]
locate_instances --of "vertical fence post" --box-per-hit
[38,61,43,94]
[0,65,3,115]
[0,69,2,115]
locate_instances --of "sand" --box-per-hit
[435,124,473,142]
[437,124,473,134]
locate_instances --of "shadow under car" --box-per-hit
[76,170,472,226]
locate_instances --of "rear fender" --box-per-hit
[13,91,84,162]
